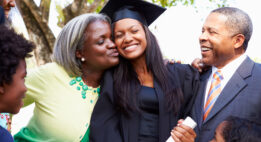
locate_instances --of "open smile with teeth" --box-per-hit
[201,47,212,52]
[124,44,138,51]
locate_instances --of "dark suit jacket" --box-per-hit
[90,63,199,142]
[0,6,5,25]
[191,57,261,142]
[0,126,13,142]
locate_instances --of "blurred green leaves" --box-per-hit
[150,0,227,8]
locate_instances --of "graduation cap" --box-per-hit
[100,0,166,26]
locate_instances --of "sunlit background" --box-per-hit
[11,0,261,64]
[10,0,261,135]
[37,0,261,63]
[150,0,260,63]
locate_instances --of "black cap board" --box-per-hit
[100,0,166,26]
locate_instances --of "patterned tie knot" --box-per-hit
[213,70,223,81]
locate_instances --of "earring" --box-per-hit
[81,57,85,62]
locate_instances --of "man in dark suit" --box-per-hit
[190,7,261,142]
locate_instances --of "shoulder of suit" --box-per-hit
[254,62,261,68]
[166,62,192,72]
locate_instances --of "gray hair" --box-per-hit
[52,13,111,76]
[211,7,253,50]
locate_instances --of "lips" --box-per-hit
[200,44,212,52]
[201,47,212,52]
[125,45,136,49]
[22,93,26,99]
[123,44,139,52]
[108,49,119,57]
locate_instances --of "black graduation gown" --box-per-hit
[89,63,199,142]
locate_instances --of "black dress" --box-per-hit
[90,63,200,142]
[138,86,159,142]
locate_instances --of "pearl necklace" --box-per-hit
[69,76,100,100]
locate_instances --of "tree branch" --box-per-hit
[16,0,55,64]
[23,0,55,52]
[71,0,86,14]
[85,0,102,13]
[40,0,51,23]
[61,0,107,26]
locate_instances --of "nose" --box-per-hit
[123,33,133,44]
[199,31,208,43]
[107,39,116,49]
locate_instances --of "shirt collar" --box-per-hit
[211,53,247,79]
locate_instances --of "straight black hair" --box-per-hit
[113,24,183,116]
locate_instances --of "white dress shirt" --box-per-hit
[204,53,247,106]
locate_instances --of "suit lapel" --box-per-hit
[121,114,129,142]
[203,57,254,123]
[154,80,170,142]
[203,72,246,123]
[193,70,212,128]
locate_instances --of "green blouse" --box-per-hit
[14,62,99,142]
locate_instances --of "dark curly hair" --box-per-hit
[0,25,35,86]
[222,116,261,142]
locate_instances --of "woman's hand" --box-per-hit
[191,58,204,72]
[170,119,196,142]
[164,59,181,65]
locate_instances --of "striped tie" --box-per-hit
[203,70,223,121]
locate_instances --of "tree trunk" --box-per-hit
[16,0,107,64]
[61,0,107,27]
[16,0,55,65]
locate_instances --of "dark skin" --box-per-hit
[114,18,196,141]
[0,0,15,18]
[75,20,119,87]
[191,58,210,73]
[171,12,246,142]
[199,13,245,69]
[168,58,207,73]
[80,67,104,88]
[114,18,153,87]
[0,60,27,114]
[132,54,154,87]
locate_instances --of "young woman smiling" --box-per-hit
[90,0,199,142]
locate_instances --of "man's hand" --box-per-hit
[170,119,196,142]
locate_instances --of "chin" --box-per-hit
[12,103,23,114]
[122,51,144,60]
[112,59,120,65]
[202,58,213,66]
[108,60,120,67]
[126,55,143,61]
[8,108,20,114]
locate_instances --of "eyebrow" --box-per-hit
[115,24,139,33]
[206,26,218,31]
[129,25,140,30]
